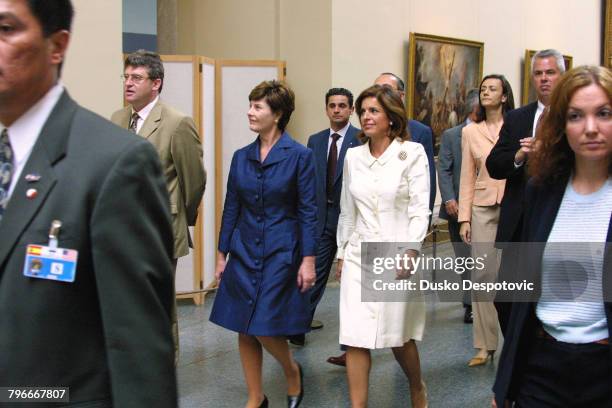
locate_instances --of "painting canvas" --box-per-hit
[522,49,573,105]
[407,33,484,154]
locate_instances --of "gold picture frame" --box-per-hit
[521,49,573,106]
[605,0,612,68]
[407,33,484,154]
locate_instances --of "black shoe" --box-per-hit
[288,334,305,346]
[464,306,473,324]
[258,395,269,408]
[287,362,304,408]
[310,319,324,330]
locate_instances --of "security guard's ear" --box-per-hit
[48,30,70,68]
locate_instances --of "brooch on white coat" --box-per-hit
[398,151,407,161]
[25,173,41,182]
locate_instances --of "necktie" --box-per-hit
[129,112,140,133]
[0,129,14,222]
[327,133,340,201]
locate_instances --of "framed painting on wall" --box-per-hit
[604,0,612,68]
[521,49,573,106]
[407,32,484,154]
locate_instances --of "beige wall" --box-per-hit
[63,0,123,119]
[279,0,332,140]
[178,0,278,59]
[177,0,331,143]
[334,0,602,122]
[178,0,602,144]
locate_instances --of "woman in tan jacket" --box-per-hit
[458,74,515,366]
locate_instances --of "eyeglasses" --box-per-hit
[121,74,150,84]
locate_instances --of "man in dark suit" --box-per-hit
[0,1,177,406]
[437,88,479,323]
[288,88,360,358]
[486,49,565,333]
[374,73,437,214]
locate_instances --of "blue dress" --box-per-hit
[210,132,318,336]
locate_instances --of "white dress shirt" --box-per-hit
[132,96,159,134]
[0,83,64,199]
[532,100,546,138]
[327,122,350,158]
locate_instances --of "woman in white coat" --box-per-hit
[336,85,430,408]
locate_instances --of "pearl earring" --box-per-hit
[389,121,393,126]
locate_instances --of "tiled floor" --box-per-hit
[177,242,500,407]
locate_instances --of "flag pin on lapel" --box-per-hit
[26,188,38,199]
[25,173,41,182]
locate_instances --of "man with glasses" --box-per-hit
[112,50,206,365]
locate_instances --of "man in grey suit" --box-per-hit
[0,1,177,406]
[437,88,479,323]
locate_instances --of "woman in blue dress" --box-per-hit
[210,80,317,408]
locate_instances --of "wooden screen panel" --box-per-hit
[214,60,286,245]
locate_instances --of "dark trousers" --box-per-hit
[288,206,338,344]
[495,222,523,336]
[447,217,472,307]
[515,336,610,407]
[310,213,338,319]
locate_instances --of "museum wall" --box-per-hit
[177,0,601,145]
[64,0,123,119]
[333,0,602,127]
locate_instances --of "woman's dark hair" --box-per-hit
[249,80,295,132]
[475,74,515,122]
[529,65,612,184]
[354,85,409,143]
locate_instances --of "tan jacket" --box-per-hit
[111,101,206,258]
[458,122,505,223]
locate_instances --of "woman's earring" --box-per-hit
[389,121,393,126]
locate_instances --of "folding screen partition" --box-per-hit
[160,55,205,305]
[149,57,285,305]
[214,60,286,233]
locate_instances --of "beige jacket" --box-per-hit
[112,101,206,258]
[458,121,505,223]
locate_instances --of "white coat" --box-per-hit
[337,138,431,348]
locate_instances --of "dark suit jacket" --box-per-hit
[307,124,360,238]
[437,121,467,220]
[0,93,177,407]
[492,179,612,406]
[409,120,437,213]
[486,102,538,243]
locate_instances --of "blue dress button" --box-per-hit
[255,195,259,201]
[252,279,257,285]
[255,259,260,265]
[257,216,262,222]
[248,300,253,305]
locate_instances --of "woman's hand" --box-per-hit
[491,396,511,408]
[459,222,471,244]
[396,249,418,280]
[336,259,344,281]
[215,251,227,281]
[297,256,316,293]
